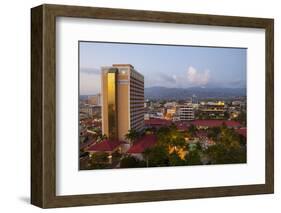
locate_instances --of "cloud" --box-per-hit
[145,72,177,88]
[186,66,210,86]
[146,67,211,88]
[80,67,100,75]
[159,73,177,84]
[145,67,245,89]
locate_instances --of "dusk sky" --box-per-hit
[79,42,246,95]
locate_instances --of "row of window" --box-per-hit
[131,106,144,112]
[131,113,144,121]
[130,98,144,102]
[130,84,144,91]
[130,76,144,84]
[130,90,144,96]
[131,120,144,130]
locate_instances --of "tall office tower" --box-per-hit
[179,104,195,121]
[101,64,144,141]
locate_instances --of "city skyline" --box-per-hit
[79,43,247,170]
[79,41,247,95]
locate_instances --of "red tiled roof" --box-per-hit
[127,135,157,154]
[196,130,208,138]
[87,140,123,152]
[174,121,190,131]
[207,140,215,145]
[144,118,172,126]
[236,128,247,137]
[190,120,241,128]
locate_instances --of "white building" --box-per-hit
[178,104,195,121]
[164,102,177,108]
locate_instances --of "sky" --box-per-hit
[79,41,246,95]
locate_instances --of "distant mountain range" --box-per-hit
[144,86,246,100]
[81,86,246,101]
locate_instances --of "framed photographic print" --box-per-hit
[31,4,274,208]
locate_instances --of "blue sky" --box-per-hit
[79,41,246,95]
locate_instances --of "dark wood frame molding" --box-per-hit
[31,4,274,208]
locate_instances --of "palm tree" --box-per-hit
[188,124,197,137]
[125,129,139,144]
[143,148,151,167]
[97,134,108,142]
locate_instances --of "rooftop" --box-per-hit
[87,140,123,152]
[144,118,172,126]
[127,134,157,154]
[174,121,190,131]
[235,128,247,138]
[190,120,241,128]
[196,130,208,138]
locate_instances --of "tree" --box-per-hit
[88,152,110,169]
[238,134,246,145]
[188,124,197,137]
[224,111,230,119]
[169,151,186,166]
[183,130,192,138]
[156,126,171,147]
[206,142,246,164]
[125,129,140,144]
[112,150,121,158]
[196,143,203,152]
[205,127,246,164]
[171,136,186,147]
[143,146,169,167]
[207,127,220,140]
[143,148,151,167]
[219,126,240,146]
[91,152,109,163]
[97,134,108,142]
[234,111,247,126]
[185,149,202,165]
[120,156,145,168]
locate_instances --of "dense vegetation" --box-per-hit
[80,123,246,169]
[119,124,246,168]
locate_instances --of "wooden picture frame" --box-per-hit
[31,4,274,208]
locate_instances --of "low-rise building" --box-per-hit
[191,120,241,129]
[127,134,157,160]
[199,101,226,119]
[144,118,172,129]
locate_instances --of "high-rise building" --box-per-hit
[101,64,144,141]
[179,104,195,121]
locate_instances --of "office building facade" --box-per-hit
[179,104,195,121]
[199,101,226,119]
[101,64,144,141]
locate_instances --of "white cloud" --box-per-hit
[186,66,210,86]
[145,67,211,88]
